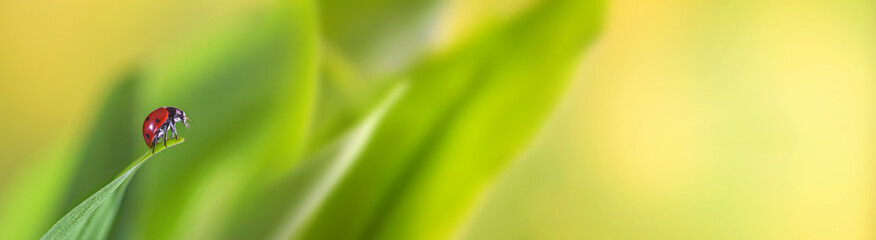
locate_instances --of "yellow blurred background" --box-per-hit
[1,0,874,239]
[466,0,875,239]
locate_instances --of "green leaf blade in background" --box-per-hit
[296,0,604,239]
[41,138,184,240]
[275,82,408,239]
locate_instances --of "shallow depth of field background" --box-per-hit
[0,0,874,239]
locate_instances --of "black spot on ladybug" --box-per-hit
[155,118,160,123]
[145,117,149,121]
[145,133,150,139]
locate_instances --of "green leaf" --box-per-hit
[61,69,141,220]
[296,0,604,239]
[274,82,408,239]
[211,82,407,240]
[40,138,185,240]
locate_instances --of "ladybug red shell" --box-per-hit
[142,106,189,153]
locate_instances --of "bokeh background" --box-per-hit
[1,0,874,239]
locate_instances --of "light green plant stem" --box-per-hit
[41,138,185,240]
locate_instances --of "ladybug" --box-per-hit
[142,106,190,153]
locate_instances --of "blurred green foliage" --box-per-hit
[0,0,603,239]
[3,0,875,239]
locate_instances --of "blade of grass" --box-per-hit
[274,82,407,240]
[41,138,185,240]
[0,69,142,240]
[200,82,405,240]
[296,0,603,238]
[62,69,140,219]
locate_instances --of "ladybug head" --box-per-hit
[182,114,190,128]
[166,106,190,128]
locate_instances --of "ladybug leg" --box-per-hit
[157,126,166,148]
[152,131,163,151]
[152,134,160,153]
[175,125,180,139]
[169,122,177,139]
